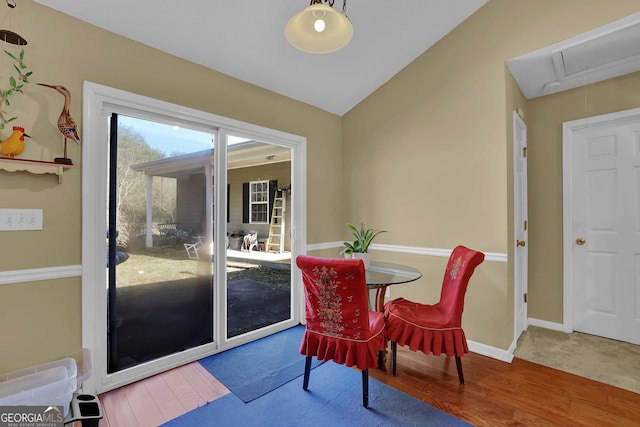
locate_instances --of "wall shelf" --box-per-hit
[0,157,72,183]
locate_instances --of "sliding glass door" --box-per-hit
[103,122,296,378]
[107,114,216,373]
[82,82,306,394]
[221,134,293,341]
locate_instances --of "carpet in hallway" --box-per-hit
[515,326,640,394]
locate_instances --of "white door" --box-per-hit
[513,111,528,340]
[563,108,640,345]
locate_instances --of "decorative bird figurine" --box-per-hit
[37,83,79,165]
[0,126,29,158]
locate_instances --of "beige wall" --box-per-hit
[527,71,640,322]
[1,0,639,372]
[0,1,341,372]
[342,0,640,350]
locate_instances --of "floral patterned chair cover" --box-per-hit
[384,245,485,384]
[296,255,386,408]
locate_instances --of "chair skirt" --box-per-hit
[385,299,469,357]
[300,312,386,371]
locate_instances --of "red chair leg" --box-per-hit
[362,369,369,408]
[455,356,465,384]
[391,342,397,376]
[303,356,312,390]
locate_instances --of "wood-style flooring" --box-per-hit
[95,347,640,427]
[371,346,640,427]
[93,362,228,427]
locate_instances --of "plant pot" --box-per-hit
[351,252,371,269]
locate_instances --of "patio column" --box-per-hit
[145,174,153,248]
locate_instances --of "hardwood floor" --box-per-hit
[370,346,640,427]
[95,348,640,426]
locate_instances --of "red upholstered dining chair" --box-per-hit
[296,255,386,408]
[384,245,485,384]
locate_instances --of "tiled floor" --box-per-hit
[96,362,229,427]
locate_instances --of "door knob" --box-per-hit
[516,240,526,247]
[576,238,585,245]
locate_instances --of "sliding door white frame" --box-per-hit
[82,81,306,394]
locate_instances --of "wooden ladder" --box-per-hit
[266,189,286,253]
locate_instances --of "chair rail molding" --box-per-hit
[307,242,507,263]
[0,265,82,286]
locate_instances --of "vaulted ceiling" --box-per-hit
[32,0,488,116]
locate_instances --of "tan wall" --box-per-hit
[527,71,640,322]
[0,1,341,372]
[342,0,640,350]
[0,278,81,370]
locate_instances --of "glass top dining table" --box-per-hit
[365,261,422,312]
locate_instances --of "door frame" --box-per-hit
[562,106,640,334]
[81,81,306,394]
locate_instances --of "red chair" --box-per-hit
[296,255,386,408]
[384,245,485,384]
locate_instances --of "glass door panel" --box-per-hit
[107,114,215,373]
[223,135,293,340]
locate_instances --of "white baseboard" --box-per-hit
[468,339,514,363]
[528,318,564,331]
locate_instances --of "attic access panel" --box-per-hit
[552,20,640,81]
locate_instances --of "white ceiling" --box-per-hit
[32,0,488,116]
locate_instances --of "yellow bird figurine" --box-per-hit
[0,126,29,158]
[38,83,79,165]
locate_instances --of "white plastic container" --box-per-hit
[74,348,93,388]
[0,357,77,382]
[0,359,78,417]
[0,348,94,417]
[0,366,77,416]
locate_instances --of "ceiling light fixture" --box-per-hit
[285,0,352,54]
[0,0,26,45]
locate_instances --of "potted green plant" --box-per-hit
[340,222,386,268]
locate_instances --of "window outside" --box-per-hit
[250,180,269,223]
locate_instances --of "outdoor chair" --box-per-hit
[242,231,258,251]
[296,255,387,408]
[184,236,204,260]
[384,245,485,384]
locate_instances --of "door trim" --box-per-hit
[82,81,306,394]
[562,106,640,334]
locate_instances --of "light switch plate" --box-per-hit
[0,208,43,231]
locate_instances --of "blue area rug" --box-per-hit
[198,325,323,402]
[164,361,471,427]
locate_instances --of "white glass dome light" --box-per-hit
[285,3,353,54]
